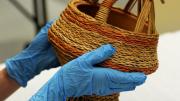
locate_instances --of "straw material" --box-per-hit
[66,94,119,101]
[48,0,159,100]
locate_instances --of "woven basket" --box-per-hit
[48,0,159,100]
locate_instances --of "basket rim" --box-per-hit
[67,0,158,37]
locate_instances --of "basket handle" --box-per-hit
[95,0,117,23]
[95,0,156,33]
[134,0,164,33]
[134,0,152,32]
[148,1,155,34]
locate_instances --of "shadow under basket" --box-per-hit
[48,0,159,100]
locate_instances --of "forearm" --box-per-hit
[0,68,20,100]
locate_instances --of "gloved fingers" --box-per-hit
[95,85,135,96]
[28,19,55,50]
[110,86,136,94]
[79,44,116,65]
[47,46,60,67]
[103,68,146,85]
[109,82,136,89]
[45,55,60,69]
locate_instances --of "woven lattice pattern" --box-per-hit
[66,94,119,101]
[48,0,159,100]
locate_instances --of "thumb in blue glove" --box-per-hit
[5,19,60,87]
[30,44,146,101]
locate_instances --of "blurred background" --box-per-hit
[0,0,180,101]
[0,0,68,62]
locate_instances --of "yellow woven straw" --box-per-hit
[48,0,161,100]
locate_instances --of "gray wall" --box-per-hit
[0,0,68,62]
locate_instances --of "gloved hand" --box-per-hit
[5,20,60,87]
[30,44,146,101]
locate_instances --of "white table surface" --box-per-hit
[1,31,180,101]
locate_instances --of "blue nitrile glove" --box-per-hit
[30,44,146,101]
[5,20,60,87]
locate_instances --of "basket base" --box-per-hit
[66,94,119,101]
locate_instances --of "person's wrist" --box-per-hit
[0,69,20,86]
[5,57,30,87]
[0,68,10,79]
[0,68,20,100]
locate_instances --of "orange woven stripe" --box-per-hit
[48,29,158,75]
[62,7,158,47]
